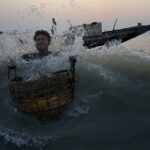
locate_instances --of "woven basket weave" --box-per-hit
[9,70,73,117]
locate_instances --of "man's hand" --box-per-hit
[22,53,31,61]
[69,56,77,63]
[8,57,16,69]
[8,63,16,69]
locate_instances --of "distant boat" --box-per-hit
[84,23,150,48]
[64,22,150,48]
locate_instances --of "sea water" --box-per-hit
[0,30,150,150]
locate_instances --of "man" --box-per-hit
[22,30,76,62]
[8,30,76,80]
[22,30,54,60]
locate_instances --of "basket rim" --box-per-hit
[9,69,69,84]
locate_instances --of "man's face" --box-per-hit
[35,34,50,52]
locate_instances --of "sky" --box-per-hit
[0,0,150,31]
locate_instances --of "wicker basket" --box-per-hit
[9,70,74,117]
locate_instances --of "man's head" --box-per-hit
[34,30,51,54]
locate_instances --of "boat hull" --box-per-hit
[83,25,150,48]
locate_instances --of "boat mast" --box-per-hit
[113,18,118,31]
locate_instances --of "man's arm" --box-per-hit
[69,56,77,63]
[22,53,38,61]
[22,53,31,61]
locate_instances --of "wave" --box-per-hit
[1,31,150,148]
[0,126,54,148]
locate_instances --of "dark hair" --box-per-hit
[34,30,51,43]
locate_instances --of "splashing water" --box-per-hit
[0,28,150,149]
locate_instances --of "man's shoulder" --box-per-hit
[22,52,39,61]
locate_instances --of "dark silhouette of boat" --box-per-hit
[83,23,150,48]
[65,22,150,48]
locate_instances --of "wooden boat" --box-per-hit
[64,22,150,49]
[83,23,150,48]
[8,59,76,118]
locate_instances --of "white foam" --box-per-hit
[0,126,54,148]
